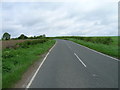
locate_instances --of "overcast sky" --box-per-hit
[1,0,118,38]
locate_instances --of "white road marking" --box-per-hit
[76,43,119,61]
[26,41,57,89]
[74,53,87,67]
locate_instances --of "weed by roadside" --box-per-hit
[2,39,55,88]
[63,38,119,59]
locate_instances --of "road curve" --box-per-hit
[29,39,118,88]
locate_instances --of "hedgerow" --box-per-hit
[17,39,48,48]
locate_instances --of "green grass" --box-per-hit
[2,39,55,88]
[110,36,118,46]
[64,37,119,59]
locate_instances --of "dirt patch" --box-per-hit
[13,52,48,88]
[1,40,34,49]
[2,40,26,49]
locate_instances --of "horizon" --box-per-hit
[1,32,119,39]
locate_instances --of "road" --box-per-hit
[28,39,118,88]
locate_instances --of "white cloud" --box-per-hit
[1,1,118,38]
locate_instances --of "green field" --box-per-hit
[2,39,55,88]
[61,36,119,59]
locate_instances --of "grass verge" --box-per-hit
[64,38,119,59]
[2,39,55,88]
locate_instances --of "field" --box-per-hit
[60,36,119,59]
[1,40,34,49]
[2,39,56,88]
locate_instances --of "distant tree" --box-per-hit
[36,34,46,39]
[2,32,11,40]
[29,36,34,39]
[42,34,46,37]
[18,34,28,39]
[33,36,37,39]
[37,35,42,38]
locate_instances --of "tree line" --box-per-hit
[2,32,46,40]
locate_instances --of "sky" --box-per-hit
[1,0,118,38]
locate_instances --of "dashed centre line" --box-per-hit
[74,53,87,68]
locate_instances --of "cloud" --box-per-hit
[1,1,118,38]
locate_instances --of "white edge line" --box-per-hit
[26,41,57,89]
[75,43,119,61]
[74,53,87,68]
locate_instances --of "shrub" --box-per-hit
[103,37,113,45]
[3,65,11,73]
[70,36,113,45]
[18,42,29,48]
[83,37,93,42]
[92,37,113,45]
[2,50,14,59]
[18,34,28,39]
[17,39,48,48]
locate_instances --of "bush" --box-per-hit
[3,65,11,73]
[83,37,93,42]
[18,34,28,39]
[2,50,14,59]
[92,37,113,45]
[69,36,113,45]
[17,39,48,48]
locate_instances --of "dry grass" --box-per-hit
[1,40,32,49]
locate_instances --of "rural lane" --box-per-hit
[28,39,118,88]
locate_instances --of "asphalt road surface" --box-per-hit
[29,39,118,88]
